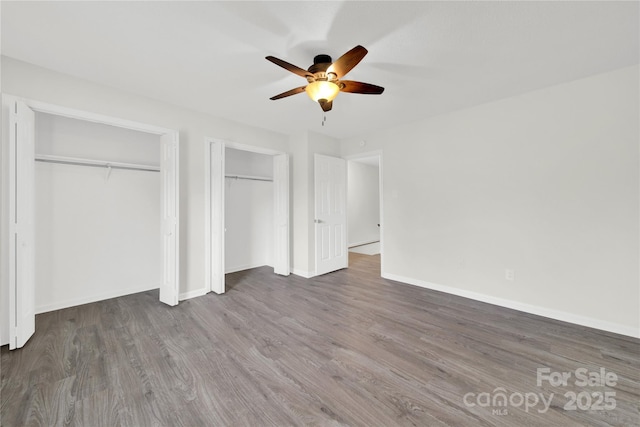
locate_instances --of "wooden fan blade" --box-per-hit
[266,56,312,78]
[327,45,368,79]
[270,86,307,100]
[319,99,333,112]
[339,80,385,95]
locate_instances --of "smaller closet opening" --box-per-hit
[34,112,162,313]
[224,147,274,275]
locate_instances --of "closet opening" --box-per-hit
[34,112,162,312]
[205,139,290,294]
[224,147,274,278]
[3,96,179,349]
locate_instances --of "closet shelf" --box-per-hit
[225,174,273,182]
[35,154,160,172]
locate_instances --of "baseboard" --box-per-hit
[225,263,272,274]
[382,272,639,339]
[179,287,208,301]
[291,268,315,279]
[35,284,158,314]
[36,285,209,312]
[349,239,380,248]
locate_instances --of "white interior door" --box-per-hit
[314,154,347,276]
[9,100,36,349]
[210,141,225,294]
[273,153,290,275]
[159,132,179,305]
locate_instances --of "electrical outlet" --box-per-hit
[505,269,515,281]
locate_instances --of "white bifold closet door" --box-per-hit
[210,141,225,294]
[160,132,179,305]
[273,153,290,276]
[9,100,36,349]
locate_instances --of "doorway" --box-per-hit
[311,152,383,277]
[346,152,383,271]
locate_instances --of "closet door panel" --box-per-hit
[160,132,179,305]
[9,101,36,349]
[210,141,225,294]
[273,153,290,275]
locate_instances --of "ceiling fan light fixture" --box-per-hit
[305,80,340,103]
[266,45,383,112]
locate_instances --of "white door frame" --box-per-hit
[204,138,290,294]
[1,95,180,348]
[343,150,384,274]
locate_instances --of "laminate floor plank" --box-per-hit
[2,254,638,426]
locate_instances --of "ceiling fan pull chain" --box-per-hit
[322,114,327,127]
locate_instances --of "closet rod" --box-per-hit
[35,154,160,172]
[225,174,273,182]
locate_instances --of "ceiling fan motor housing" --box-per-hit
[308,54,336,82]
[313,54,332,65]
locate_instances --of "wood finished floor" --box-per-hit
[2,253,639,426]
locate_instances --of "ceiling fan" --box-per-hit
[266,45,384,112]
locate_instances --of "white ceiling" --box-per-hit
[2,1,638,139]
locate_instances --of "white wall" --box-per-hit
[224,148,273,273]
[36,111,160,163]
[348,161,380,247]
[1,57,289,345]
[341,65,639,337]
[225,146,274,178]
[34,113,160,312]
